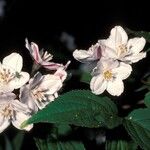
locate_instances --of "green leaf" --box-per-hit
[35,138,85,150]
[12,131,24,150]
[22,90,122,129]
[80,72,92,84]
[126,28,150,43]
[106,140,137,150]
[144,92,150,108]
[4,136,13,150]
[123,108,150,150]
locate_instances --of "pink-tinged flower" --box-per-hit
[25,38,63,70]
[90,58,132,96]
[0,92,33,133]
[73,42,101,63]
[20,70,67,111]
[99,26,146,64]
[0,53,29,93]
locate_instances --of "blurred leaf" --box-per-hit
[35,138,85,150]
[144,92,150,108]
[12,131,24,150]
[124,108,150,150]
[80,72,92,84]
[106,140,137,150]
[126,28,150,43]
[22,90,122,129]
[4,136,13,150]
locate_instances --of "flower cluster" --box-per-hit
[0,39,70,133]
[73,26,146,96]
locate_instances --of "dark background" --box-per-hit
[0,0,149,149]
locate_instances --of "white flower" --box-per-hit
[99,26,146,64]
[25,38,63,70]
[20,71,65,111]
[73,42,101,63]
[0,92,33,133]
[90,58,132,96]
[0,53,29,93]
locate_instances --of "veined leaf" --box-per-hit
[35,138,85,150]
[22,90,122,129]
[105,140,137,150]
[124,108,150,150]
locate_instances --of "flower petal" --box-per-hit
[19,85,38,112]
[25,38,42,63]
[10,72,30,89]
[41,75,62,94]
[109,26,128,45]
[127,37,146,54]
[107,79,124,96]
[3,53,23,73]
[41,61,63,70]
[90,74,107,95]
[112,62,132,80]
[0,116,10,133]
[73,43,101,63]
[12,112,33,131]
[122,52,146,64]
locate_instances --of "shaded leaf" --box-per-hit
[35,138,85,150]
[144,92,150,108]
[106,140,137,150]
[124,108,150,150]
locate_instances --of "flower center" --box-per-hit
[117,44,127,56]
[0,68,14,84]
[1,105,13,118]
[32,89,46,102]
[104,70,112,80]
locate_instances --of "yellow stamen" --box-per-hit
[104,70,112,80]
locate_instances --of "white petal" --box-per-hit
[3,53,23,72]
[107,79,124,96]
[12,112,33,131]
[54,68,67,82]
[19,86,38,112]
[112,62,132,80]
[127,37,146,54]
[11,100,31,114]
[41,75,62,94]
[109,26,128,45]
[0,116,10,133]
[73,43,101,63]
[90,75,107,95]
[122,52,146,64]
[41,61,63,70]
[10,72,30,89]
[99,39,118,59]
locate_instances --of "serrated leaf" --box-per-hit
[123,108,150,150]
[144,92,150,108]
[22,90,122,129]
[105,140,137,150]
[35,138,85,150]
[126,28,150,43]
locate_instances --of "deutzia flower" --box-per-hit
[0,92,33,133]
[25,38,63,70]
[73,42,101,63]
[99,26,146,64]
[0,53,29,93]
[90,58,132,96]
[20,70,66,112]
